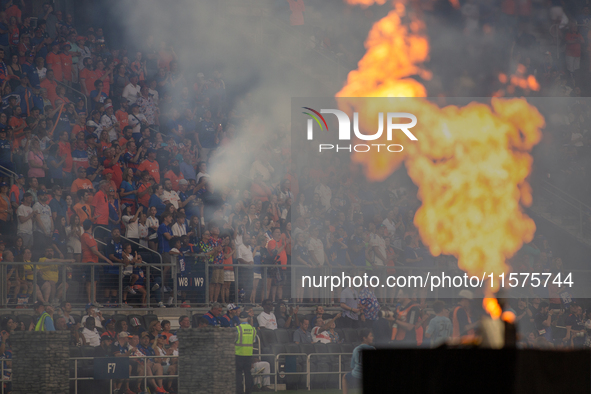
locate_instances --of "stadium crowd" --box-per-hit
[0,3,584,393]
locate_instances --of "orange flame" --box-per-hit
[483,297,502,319]
[336,1,545,282]
[501,311,516,323]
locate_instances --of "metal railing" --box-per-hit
[55,80,88,115]
[0,164,18,186]
[1,259,171,309]
[92,225,173,307]
[71,354,178,394]
[531,177,591,245]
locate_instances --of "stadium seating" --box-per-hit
[143,313,159,328]
[127,314,145,327]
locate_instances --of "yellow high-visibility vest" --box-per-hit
[235,323,256,356]
[34,312,51,331]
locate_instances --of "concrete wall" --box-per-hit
[177,327,236,394]
[10,331,70,394]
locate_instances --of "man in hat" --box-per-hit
[452,289,478,339]
[221,304,242,327]
[236,311,256,394]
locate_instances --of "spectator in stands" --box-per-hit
[425,301,452,348]
[342,328,374,394]
[340,273,361,329]
[137,331,168,393]
[81,316,100,347]
[203,302,222,327]
[451,290,477,340]
[534,302,554,342]
[176,315,191,332]
[104,227,123,306]
[16,192,34,248]
[359,284,380,328]
[32,189,53,250]
[81,303,104,329]
[274,302,299,329]
[257,299,278,330]
[80,219,113,306]
[160,320,173,343]
[392,289,421,346]
[293,318,312,344]
[311,313,341,344]
[57,302,76,328]
[101,318,117,342]
[221,303,241,327]
[148,320,162,341]
[33,301,55,331]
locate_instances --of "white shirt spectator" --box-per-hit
[146,216,159,240]
[82,327,100,347]
[236,243,254,264]
[369,233,386,266]
[171,222,187,237]
[122,83,141,104]
[66,225,83,254]
[311,326,331,344]
[122,215,140,239]
[382,218,396,236]
[307,237,325,266]
[196,172,209,184]
[16,204,33,235]
[314,183,332,211]
[162,190,181,209]
[149,88,159,104]
[257,311,278,330]
[128,112,147,134]
[81,315,104,329]
[33,201,52,236]
[100,114,119,142]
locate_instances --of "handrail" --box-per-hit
[70,354,178,394]
[538,178,591,213]
[0,164,18,185]
[92,225,164,267]
[93,224,168,307]
[55,79,88,115]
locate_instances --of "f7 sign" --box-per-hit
[302,107,417,153]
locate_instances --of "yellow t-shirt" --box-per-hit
[38,257,59,283]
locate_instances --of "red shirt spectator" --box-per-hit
[60,50,73,82]
[46,48,63,82]
[137,152,160,184]
[91,186,109,225]
[164,169,184,192]
[81,232,99,263]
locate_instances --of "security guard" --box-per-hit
[236,311,257,394]
[33,302,55,331]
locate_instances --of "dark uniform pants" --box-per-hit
[236,355,253,394]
